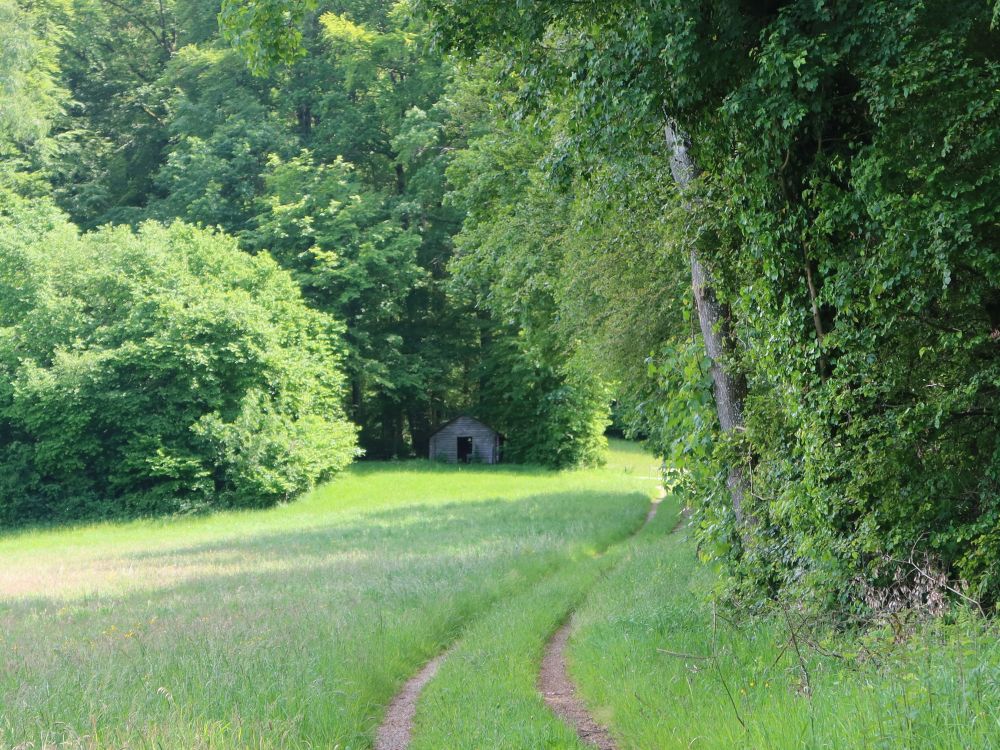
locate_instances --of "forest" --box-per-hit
[2,0,999,622]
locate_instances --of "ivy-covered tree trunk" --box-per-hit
[665,120,748,519]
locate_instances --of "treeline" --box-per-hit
[0,0,607,525]
[408,0,1000,612]
[230,0,999,612]
[4,0,1000,617]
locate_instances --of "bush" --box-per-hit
[474,330,608,468]
[0,205,358,524]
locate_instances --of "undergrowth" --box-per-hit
[569,503,1000,749]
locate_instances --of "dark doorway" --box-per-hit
[457,436,473,463]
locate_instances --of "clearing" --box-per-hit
[3,440,999,749]
[0,441,658,748]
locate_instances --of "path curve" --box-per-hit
[538,491,667,749]
[375,490,671,750]
[538,617,618,750]
[374,649,450,750]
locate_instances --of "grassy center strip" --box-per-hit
[407,491,677,750]
[407,554,615,750]
[537,491,669,750]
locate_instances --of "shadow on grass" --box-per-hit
[346,459,560,476]
[1,488,651,609]
[0,459,567,544]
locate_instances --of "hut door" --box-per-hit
[457,436,473,463]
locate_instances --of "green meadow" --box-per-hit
[0,442,657,749]
[568,513,1000,750]
[4,2,997,747]
[408,491,1000,750]
[4,440,999,749]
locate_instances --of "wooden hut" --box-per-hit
[428,416,501,464]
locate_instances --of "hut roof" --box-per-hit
[428,414,500,438]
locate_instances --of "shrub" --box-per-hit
[474,330,608,468]
[0,205,358,524]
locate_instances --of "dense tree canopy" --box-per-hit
[0,204,357,523]
[0,0,611,528]
[3,0,998,617]
[0,0,67,202]
[413,0,1000,609]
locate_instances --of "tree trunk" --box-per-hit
[408,409,432,458]
[664,120,748,520]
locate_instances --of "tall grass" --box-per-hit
[409,489,680,750]
[8,441,989,749]
[569,507,1000,749]
[1,443,654,749]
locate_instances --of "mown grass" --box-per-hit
[0,441,655,749]
[569,507,1000,749]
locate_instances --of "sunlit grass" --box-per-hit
[568,505,1000,749]
[0,441,656,749]
[409,490,681,750]
[15,438,987,750]
[410,557,607,750]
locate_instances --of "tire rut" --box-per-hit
[375,490,671,750]
[538,490,671,749]
[374,647,452,750]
